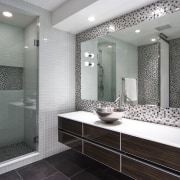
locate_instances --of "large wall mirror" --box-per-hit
[81,10,180,108]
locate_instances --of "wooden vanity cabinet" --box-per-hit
[83,124,120,150]
[84,141,120,171]
[58,131,82,153]
[122,156,179,180]
[58,116,180,180]
[121,134,180,172]
[58,117,82,136]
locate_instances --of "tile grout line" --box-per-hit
[41,171,59,180]
[69,166,91,179]
[44,159,70,179]
[15,170,23,180]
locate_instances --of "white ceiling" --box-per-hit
[0,6,36,28]
[22,0,158,34]
[23,0,69,11]
[53,0,158,34]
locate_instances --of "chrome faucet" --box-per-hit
[114,95,122,109]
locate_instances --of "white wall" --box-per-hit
[81,39,98,100]
[0,0,75,174]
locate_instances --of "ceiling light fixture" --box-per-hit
[108,45,112,48]
[24,46,29,49]
[135,29,141,33]
[88,16,95,22]
[3,11,13,17]
[43,38,48,41]
[151,38,156,42]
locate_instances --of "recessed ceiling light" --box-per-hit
[108,45,112,48]
[135,29,141,33]
[151,38,156,42]
[88,16,95,22]
[24,46,29,49]
[3,11,13,17]
[43,38,48,41]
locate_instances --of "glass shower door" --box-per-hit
[0,4,38,163]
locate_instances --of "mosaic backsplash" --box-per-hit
[76,0,180,128]
[169,38,180,108]
[138,43,159,105]
[0,66,23,90]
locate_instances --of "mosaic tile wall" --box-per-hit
[0,0,75,175]
[76,0,180,128]
[0,66,23,90]
[169,38,180,108]
[138,43,160,105]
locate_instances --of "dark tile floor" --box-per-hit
[0,149,132,180]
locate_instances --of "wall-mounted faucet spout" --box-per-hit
[114,95,122,109]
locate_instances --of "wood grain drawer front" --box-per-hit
[121,134,180,171]
[122,156,180,180]
[58,131,82,153]
[58,117,82,136]
[83,124,120,150]
[84,142,120,171]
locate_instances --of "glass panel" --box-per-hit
[0,4,38,163]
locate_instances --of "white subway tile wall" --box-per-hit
[0,0,75,174]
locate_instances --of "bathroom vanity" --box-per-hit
[58,111,180,180]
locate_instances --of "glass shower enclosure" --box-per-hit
[0,4,38,163]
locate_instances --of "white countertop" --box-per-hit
[58,111,180,148]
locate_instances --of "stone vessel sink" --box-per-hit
[96,108,125,123]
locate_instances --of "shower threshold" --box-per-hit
[0,142,34,163]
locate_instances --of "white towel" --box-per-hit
[125,78,137,101]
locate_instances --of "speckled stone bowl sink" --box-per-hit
[96,108,125,123]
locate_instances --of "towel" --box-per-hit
[124,78,137,102]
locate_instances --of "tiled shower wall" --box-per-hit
[0,0,75,175]
[76,0,180,128]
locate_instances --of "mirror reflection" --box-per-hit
[81,10,180,108]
